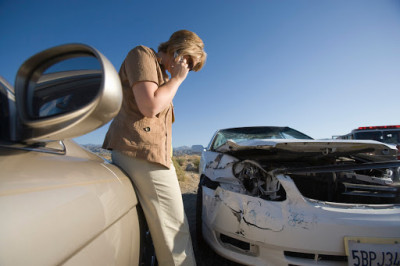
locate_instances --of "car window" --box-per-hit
[211,127,313,149]
[0,82,8,140]
[280,127,313,139]
[213,132,227,148]
[382,130,400,145]
[0,77,15,141]
[352,130,400,145]
[354,131,383,142]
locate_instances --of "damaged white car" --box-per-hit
[196,126,400,266]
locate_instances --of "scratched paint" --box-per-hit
[215,187,284,232]
[287,210,318,230]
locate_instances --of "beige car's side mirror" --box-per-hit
[13,44,122,142]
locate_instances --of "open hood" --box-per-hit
[215,139,397,160]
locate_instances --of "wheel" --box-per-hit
[195,176,205,247]
[138,205,158,266]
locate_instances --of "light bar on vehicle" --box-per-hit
[357,125,400,130]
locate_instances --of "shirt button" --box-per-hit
[143,127,151,132]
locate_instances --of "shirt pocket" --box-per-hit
[132,116,164,145]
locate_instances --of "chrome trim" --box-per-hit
[0,140,66,155]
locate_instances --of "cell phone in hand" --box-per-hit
[174,51,193,71]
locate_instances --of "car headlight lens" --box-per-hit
[233,160,282,200]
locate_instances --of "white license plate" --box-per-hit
[345,237,400,266]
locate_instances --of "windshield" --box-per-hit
[212,127,313,149]
[354,130,400,145]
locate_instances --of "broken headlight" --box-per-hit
[233,160,283,200]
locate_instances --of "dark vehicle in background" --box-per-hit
[335,125,400,159]
[197,126,400,266]
[0,44,155,265]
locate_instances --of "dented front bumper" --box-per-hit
[200,174,400,266]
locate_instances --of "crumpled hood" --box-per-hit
[215,139,397,159]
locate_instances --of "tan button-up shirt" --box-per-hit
[102,46,173,168]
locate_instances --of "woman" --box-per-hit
[103,30,206,265]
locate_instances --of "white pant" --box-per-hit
[112,151,196,266]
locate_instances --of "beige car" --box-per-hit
[0,44,155,265]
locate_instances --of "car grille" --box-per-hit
[220,233,250,251]
[285,251,347,263]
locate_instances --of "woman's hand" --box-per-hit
[132,53,192,118]
[169,56,190,81]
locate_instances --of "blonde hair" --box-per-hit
[158,30,207,72]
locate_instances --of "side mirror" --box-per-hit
[13,43,122,142]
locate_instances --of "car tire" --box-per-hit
[138,205,158,266]
[195,176,205,248]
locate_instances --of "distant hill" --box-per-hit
[83,144,204,157]
[83,144,111,160]
[173,145,204,156]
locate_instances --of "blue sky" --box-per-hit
[1,0,400,147]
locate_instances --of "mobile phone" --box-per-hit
[174,51,193,71]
